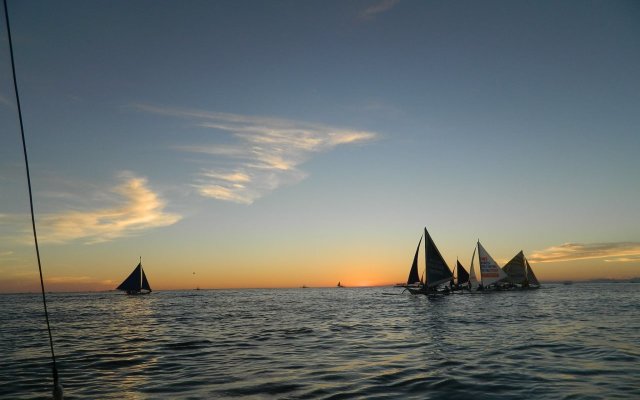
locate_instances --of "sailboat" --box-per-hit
[452,259,470,291]
[502,250,541,289]
[404,227,453,295]
[337,282,344,288]
[476,241,508,290]
[116,258,152,295]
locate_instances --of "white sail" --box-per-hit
[468,245,479,289]
[477,241,507,286]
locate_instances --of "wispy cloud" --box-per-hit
[10,173,182,244]
[0,94,13,108]
[529,242,640,263]
[46,276,113,285]
[359,0,401,20]
[134,105,377,204]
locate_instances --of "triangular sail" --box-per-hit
[407,236,423,285]
[502,251,526,284]
[141,267,152,291]
[469,245,479,289]
[456,260,470,284]
[117,263,143,291]
[525,259,540,286]
[117,262,152,293]
[477,241,507,286]
[424,227,453,288]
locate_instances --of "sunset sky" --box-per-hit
[1,0,639,292]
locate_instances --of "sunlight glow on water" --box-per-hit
[1,284,639,399]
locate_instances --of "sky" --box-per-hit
[1,0,639,292]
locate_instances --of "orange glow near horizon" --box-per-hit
[1,257,639,293]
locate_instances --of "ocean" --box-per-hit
[1,283,639,399]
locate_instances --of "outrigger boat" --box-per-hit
[502,250,541,289]
[403,227,453,296]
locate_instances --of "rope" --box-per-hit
[3,1,62,397]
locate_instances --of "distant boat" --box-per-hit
[301,285,308,288]
[337,282,344,288]
[404,227,453,295]
[116,258,152,295]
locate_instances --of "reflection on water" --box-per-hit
[1,284,639,399]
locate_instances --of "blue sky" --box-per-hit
[1,0,639,290]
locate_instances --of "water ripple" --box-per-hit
[1,284,640,399]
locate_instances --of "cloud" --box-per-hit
[46,276,113,285]
[359,0,401,20]
[529,242,640,263]
[34,173,181,244]
[0,94,13,108]
[134,105,377,204]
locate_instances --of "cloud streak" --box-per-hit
[529,242,640,263]
[135,105,377,204]
[360,0,401,20]
[34,173,181,244]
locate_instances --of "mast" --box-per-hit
[423,227,428,287]
[454,257,457,282]
[478,241,483,287]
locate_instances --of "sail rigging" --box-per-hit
[4,0,63,397]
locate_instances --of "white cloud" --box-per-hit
[529,242,640,263]
[31,173,181,244]
[135,105,377,204]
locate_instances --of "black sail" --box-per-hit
[141,268,152,291]
[424,227,453,288]
[503,251,526,284]
[407,236,423,285]
[116,263,151,292]
[117,263,142,291]
[525,259,540,287]
[456,260,469,284]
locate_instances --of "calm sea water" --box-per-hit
[1,284,639,399]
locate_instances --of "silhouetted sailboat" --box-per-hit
[404,227,453,295]
[503,250,541,289]
[117,258,152,295]
[337,282,344,288]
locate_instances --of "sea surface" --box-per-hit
[1,283,639,399]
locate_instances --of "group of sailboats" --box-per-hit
[402,227,540,296]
